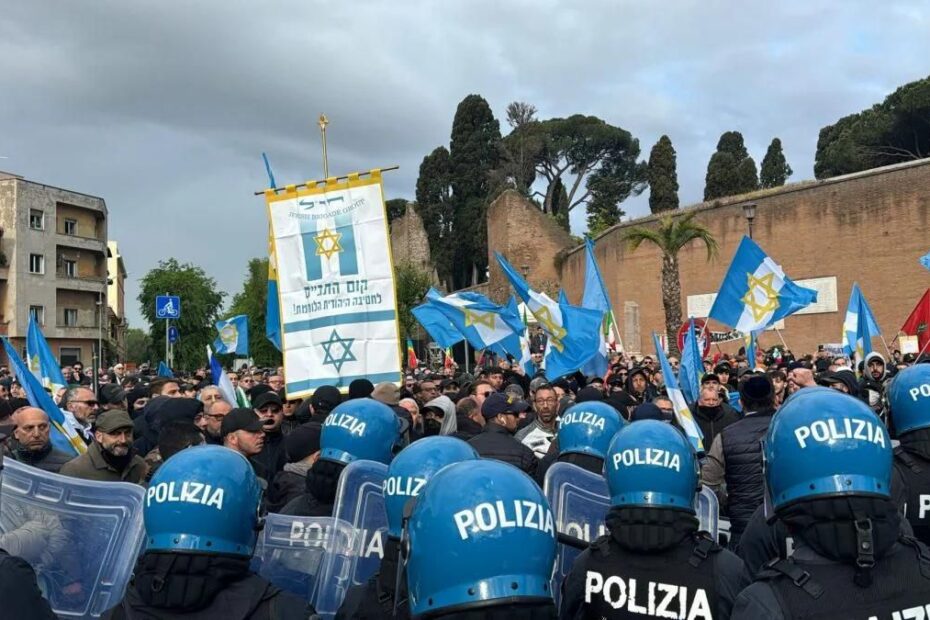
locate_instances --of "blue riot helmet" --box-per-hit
[384,436,479,538]
[605,420,698,511]
[321,398,400,465]
[144,445,263,556]
[764,387,891,513]
[406,460,557,616]
[557,401,627,460]
[886,364,930,436]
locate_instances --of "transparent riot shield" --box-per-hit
[252,514,356,604]
[696,487,719,541]
[544,462,609,606]
[0,458,146,618]
[313,460,389,619]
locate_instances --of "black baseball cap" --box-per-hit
[221,408,264,436]
[253,391,283,410]
[481,392,529,419]
[310,385,341,413]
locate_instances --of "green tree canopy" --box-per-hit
[815,75,930,179]
[760,138,793,188]
[647,135,679,214]
[704,131,759,200]
[385,198,408,225]
[226,258,282,368]
[394,261,433,344]
[415,146,454,291]
[138,258,225,371]
[124,328,153,365]
[450,94,502,289]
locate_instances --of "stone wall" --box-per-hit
[486,190,575,302]
[558,158,930,354]
[390,204,433,276]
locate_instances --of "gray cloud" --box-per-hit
[0,0,927,329]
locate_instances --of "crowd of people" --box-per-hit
[1,342,930,618]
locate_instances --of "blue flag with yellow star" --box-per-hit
[423,288,523,358]
[411,298,465,349]
[708,236,817,333]
[26,314,68,392]
[214,315,249,355]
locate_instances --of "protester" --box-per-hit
[450,396,482,441]
[143,420,204,482]
[2,407,74,472]
[252,391,287,483]
[60,410,147,484]
[691,383,740,447]
[266,422,321,513]
[420,394,456,436]
[221,408,268,481]
[514,383,558,459]
[62,386,98,444]
[468,392,537,476]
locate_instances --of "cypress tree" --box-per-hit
[647,135,679,213]
[760,138,793,188]
[704,131,759,200]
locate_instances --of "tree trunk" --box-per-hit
[662,253,683,357]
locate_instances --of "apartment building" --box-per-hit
[0,171,109,368]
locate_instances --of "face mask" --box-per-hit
[423,418,442,436]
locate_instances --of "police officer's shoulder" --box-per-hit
[731,580,787,620]
[0,550,57,620]
[265,587,314,620]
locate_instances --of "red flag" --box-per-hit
[901,289,930,353]
[444,347,454,371]
[406,339,418,369]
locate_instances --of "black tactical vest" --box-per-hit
[759,539,930,620]
[894,448,930,547]
[576,534,720,619]
[720,410,775,538]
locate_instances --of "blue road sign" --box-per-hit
[168,326,180,344]
[155,295,181,319]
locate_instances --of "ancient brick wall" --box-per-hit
[390,204,433,276]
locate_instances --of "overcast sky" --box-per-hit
[1,1,927,329]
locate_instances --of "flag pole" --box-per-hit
[318,114,330,178]
[878,334,895,360]
[773,326,790,351]
[914,338,930,365]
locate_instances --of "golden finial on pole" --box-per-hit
[318,114,330,178]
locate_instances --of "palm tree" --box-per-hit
[623,213,718,356]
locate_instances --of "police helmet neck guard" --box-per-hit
[405,460,557,616]
[320,397,400,466]
[887,364,930,436]
[144,445,263,557]
[764,387,891,513]
[384,436,479,538]
[557,401,627,460]
[605,420,699,512]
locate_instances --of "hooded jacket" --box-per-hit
[423,395,457,436]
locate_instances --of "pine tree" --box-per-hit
[647,135,679,213]
[760,138,793,188]
[449,94,501,288]
[704,131,759,200]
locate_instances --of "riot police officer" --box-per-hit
[561,420,750,619]
[887,363,930,545]
[280,398,399,516]
[406,459,559,618]
[536,401,626,486]
[104,445,310,619]
[732,387,930,619]
[336,436,480,618]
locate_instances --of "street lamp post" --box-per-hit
[742,202,757,239]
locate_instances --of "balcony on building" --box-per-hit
[55,290,106,340]
[56,249,107,293]
[55,201,106,253]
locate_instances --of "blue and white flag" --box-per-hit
[678,318,702,403]
[412,302,465,349]
[843,282,880,360]
[157,361,174,378]
[495,253,603,380]
[3,338,84,456]
[709,236,817,332]
[207,346,239,406]
[580,237,613,377]
[26,314,67,392]
[652,332,704,453]
[744,329,760,370]
[920,250,930,272]
[214,315,249,355]
[424,288,523,359]
[266,171,402,396]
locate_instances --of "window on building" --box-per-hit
[29,254,45,274]
[29,210,44,230]
[63,308,78,327]
[29,305,45,325]
[64,219,77,236]
[60,347,81,366]
[64,259,77,277]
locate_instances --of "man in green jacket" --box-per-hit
[60,410,147,484]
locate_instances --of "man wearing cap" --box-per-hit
[468,392,537,476]
[267,423,322,512]
[253,391,287,482]
[221,408,268,482]
[439,378,460,398]
[701,373,777,548]
[98,383,127,412]
[60,410,148,484]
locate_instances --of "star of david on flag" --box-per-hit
[213,315,249,356]
[321,330,356,371]
[421,288,523,359]
[708,236,817,332]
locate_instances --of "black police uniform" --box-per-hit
[468,422,538,476]
[103,552,310,620]
[336,538,409,619]
[893,433,930,546]
[0,549,57,620]
[560,509,749,620]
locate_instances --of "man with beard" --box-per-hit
[62,386,99,444]
[60,410,147,483]
[514,384,558,459]
[199,400,232,445]
[626,367,657,404]
[468,393,537,476]
[2,407,74,472]
[860,351,888,412]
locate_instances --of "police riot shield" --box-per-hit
[696,487,719,541]
[0,458,146,618]
[544,462,610,605]
[251,514,356,605]
[313,459,389,619]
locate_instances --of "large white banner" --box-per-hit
[265,171,401,397]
